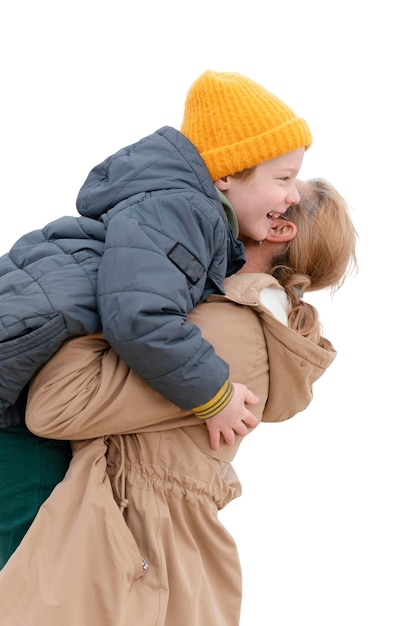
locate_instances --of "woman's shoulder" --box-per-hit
[221,272,284,304]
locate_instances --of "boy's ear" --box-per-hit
[265,220,297,243]
[213,177,230,191]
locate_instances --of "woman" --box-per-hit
[0,179,357,626]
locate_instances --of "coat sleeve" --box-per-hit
[26,333,190,439]
[26,302,270,440]
[97,198,230,411]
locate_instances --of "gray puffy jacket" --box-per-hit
[0,126,245,426]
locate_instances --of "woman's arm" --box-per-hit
[26,333,188,439]
[26,273,336,441]
[26,301,270,440]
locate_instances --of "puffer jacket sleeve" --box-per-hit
[26,293,269,440]
[97,194,230,411]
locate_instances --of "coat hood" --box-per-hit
[76,126,219,219]
[208,273,337,424]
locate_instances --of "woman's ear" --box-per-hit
[265,220,297,243]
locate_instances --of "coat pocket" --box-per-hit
[0,438,149,626]
[0,313,68,410]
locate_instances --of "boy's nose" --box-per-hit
[287,185,300,205]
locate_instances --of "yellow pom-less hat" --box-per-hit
[181,70,312,181]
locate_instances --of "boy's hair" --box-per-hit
[271,178,358,345]
[181,70,312,181]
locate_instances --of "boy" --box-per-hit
[0,70,312,440]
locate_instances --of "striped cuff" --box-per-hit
[192,380,234,420]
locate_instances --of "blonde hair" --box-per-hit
[270,178,358,345]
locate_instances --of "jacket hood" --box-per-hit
[76,126,218,219]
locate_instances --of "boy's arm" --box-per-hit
[202,383,260,451]
[191,378,260,450]
[26,303,269,445]
[98,203,231,412]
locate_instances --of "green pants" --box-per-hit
[0,424,71,568]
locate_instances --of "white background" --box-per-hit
[1,2,416,624]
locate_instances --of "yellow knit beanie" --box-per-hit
[181,70,312,181]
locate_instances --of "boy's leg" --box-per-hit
[0,423,71,568]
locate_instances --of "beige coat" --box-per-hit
[0,274,336,626]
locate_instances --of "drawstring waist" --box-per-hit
[106,435,129,514]
[106,435,149,571]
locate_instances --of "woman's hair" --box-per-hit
[270,178,358,346]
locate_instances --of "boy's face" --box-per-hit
[215,147,305,243]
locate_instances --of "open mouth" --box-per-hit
[267,211,289,221]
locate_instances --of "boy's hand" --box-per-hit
[205,382,259,451]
